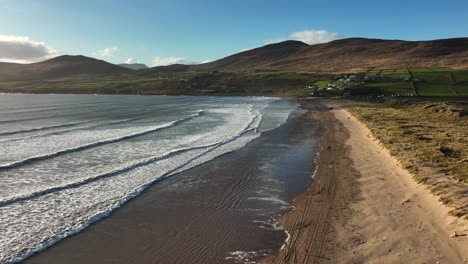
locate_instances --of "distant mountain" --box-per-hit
[193,37,468,73]
[118,63,149,70]
[1,37,467,86]
[0,55,131,81]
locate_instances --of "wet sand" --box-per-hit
[262,99,355,263]
[264,99,468,263]
[24,102,320,264]
[22,98,467,264]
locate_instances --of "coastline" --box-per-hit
[13,97,468,263]
[23,98,320,264]
[261,99,355,263]
[263,99,468,263]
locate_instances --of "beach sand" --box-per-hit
[21,99,468,263]
[24,101,320,264]
[264,99,468,263]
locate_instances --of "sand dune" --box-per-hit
[264,99,468,263]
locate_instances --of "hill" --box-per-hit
[0,37,467,96]
[192,38,468,73]
[118,63,149,70]
[0,55,131,81]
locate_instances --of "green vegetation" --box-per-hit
[409,67,454,72]
[380,69,410,79]
[1,65,468,98]
[453,70,468,83]
[359,67,468,97]
[416,83,453,96]
[314,80,330,89]
[340,99,468,218]
[242,71,315,82]
[453,85,468,96]
[364,81,413,95]
[366,69,381,76]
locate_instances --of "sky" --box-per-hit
[0,0,467,66]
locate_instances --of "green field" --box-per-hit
[411,71,454,96]
[368,68,410,79]
[383,72,411,79]
[242,71,315,82]
[411,71,451,83]
[416,83,454,96]
[453,70,468,83]
[453,85,468,96]
[362,67,468,97]
[366,69,381,76]
[365,81,414,95]
[409,67,454,72]
[314,80,330,88]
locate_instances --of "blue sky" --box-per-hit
[0,0,467,66]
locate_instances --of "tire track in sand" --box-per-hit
[261,99,355,264]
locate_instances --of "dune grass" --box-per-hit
[339,99,468,218]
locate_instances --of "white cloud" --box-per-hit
[263,30,342,46]
[0,35,58,63]
[200,59,212,64]
[289,30,342,45]
[240,47,253,52]
[152,56,188,67]
[264,38,287,45]
[95,46,118,57]
[151,56,213,67]
[125,57,139,64]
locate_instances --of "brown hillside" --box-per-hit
[192,37,468,73]
[0,55,131,81]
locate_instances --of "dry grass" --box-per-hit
[338,99,468,219]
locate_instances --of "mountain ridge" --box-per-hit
[0,55,131,81]
[118,63,149,70]
[0,37,467,83]
[190,37,468,73]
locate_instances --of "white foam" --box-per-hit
[0,110,204,169]
[0,96,297,263]
[280,230,291,251]
[225,250,270,264]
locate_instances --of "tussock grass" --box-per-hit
[340,99,468,219]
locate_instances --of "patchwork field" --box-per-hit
[361,67,468,96]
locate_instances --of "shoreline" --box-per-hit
[23,99,320,264]
[13,97,468,263]
[261,99,355,263]
[264,99,468,263]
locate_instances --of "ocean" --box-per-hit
[0,94,311,263]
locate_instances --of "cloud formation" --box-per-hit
[200,59,212,64]
[265,29,342,46]
[152,56,188,67]
[95,46,118,57]
[151,56,213,67]
[289,30,342,45]
[0,35,58,63]
[125,58,139,64]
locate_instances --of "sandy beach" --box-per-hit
[18,98,468,263]
[264,99,468,263]
[23,99,320,264]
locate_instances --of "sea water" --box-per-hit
[0,94,296,263]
